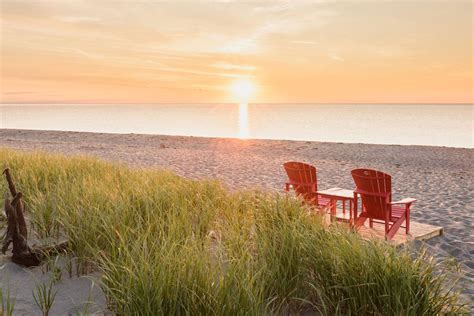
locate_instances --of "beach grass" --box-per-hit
[0,148,464,315]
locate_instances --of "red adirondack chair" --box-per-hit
[351,168,416,240]
[283,161,331,207]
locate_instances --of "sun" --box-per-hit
[231,79,255,102]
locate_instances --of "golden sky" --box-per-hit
[0,1,472,104]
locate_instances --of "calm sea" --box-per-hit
[1,104,472,148]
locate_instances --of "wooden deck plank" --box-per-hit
[331,208,443,245]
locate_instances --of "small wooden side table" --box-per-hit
[316,187,358,224]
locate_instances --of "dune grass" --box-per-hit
[0,148,464,315]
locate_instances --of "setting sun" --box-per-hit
[231,79,255,102]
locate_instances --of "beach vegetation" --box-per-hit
[0,149,464,315]
[0,288,16,316]
[32,281,56,316]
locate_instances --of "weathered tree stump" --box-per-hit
[2,168,41,267]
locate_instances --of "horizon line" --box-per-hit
[1,102,473,105]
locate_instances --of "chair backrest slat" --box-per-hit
[284,161,318,201]
[352,168,391,220]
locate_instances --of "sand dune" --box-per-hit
[1,128,473,310]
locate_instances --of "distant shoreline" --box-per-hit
[2,102,473,105]
[1,128,472,150]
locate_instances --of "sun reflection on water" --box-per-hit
[238,103,249,139]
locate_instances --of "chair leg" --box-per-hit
[330,201,337,222]
[387,216,406,240]
[355,213,368,228]
[349,201,353,224]
[384,219,390,240]
[406,205,410,234]
[369,218,373,228]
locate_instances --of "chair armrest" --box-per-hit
[390,198,417,205]
[285,181,299,187]
[285,182,317,196]
[286,181,315,189]
[354,188,390,198]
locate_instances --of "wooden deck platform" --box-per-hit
[332,208,443,246]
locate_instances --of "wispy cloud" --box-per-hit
[212,63,256,71]
[291,40,318,45]
[57,16,102,23]
[3,91,36,95]
[53,47,105,60]
[253,3,295,13]
[329,54,344,62]
[154,66,253,79]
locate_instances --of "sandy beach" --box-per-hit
[1,128,473,310]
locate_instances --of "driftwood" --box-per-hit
[2,168,41,267]
[3,168,28,238]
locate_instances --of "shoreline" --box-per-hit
[1,128,473,304]
[1,127,472,150]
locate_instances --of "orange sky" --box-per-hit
[0,1,472,104]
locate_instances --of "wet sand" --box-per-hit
[1,128,473,311]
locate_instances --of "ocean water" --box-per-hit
[1,104,472,148]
